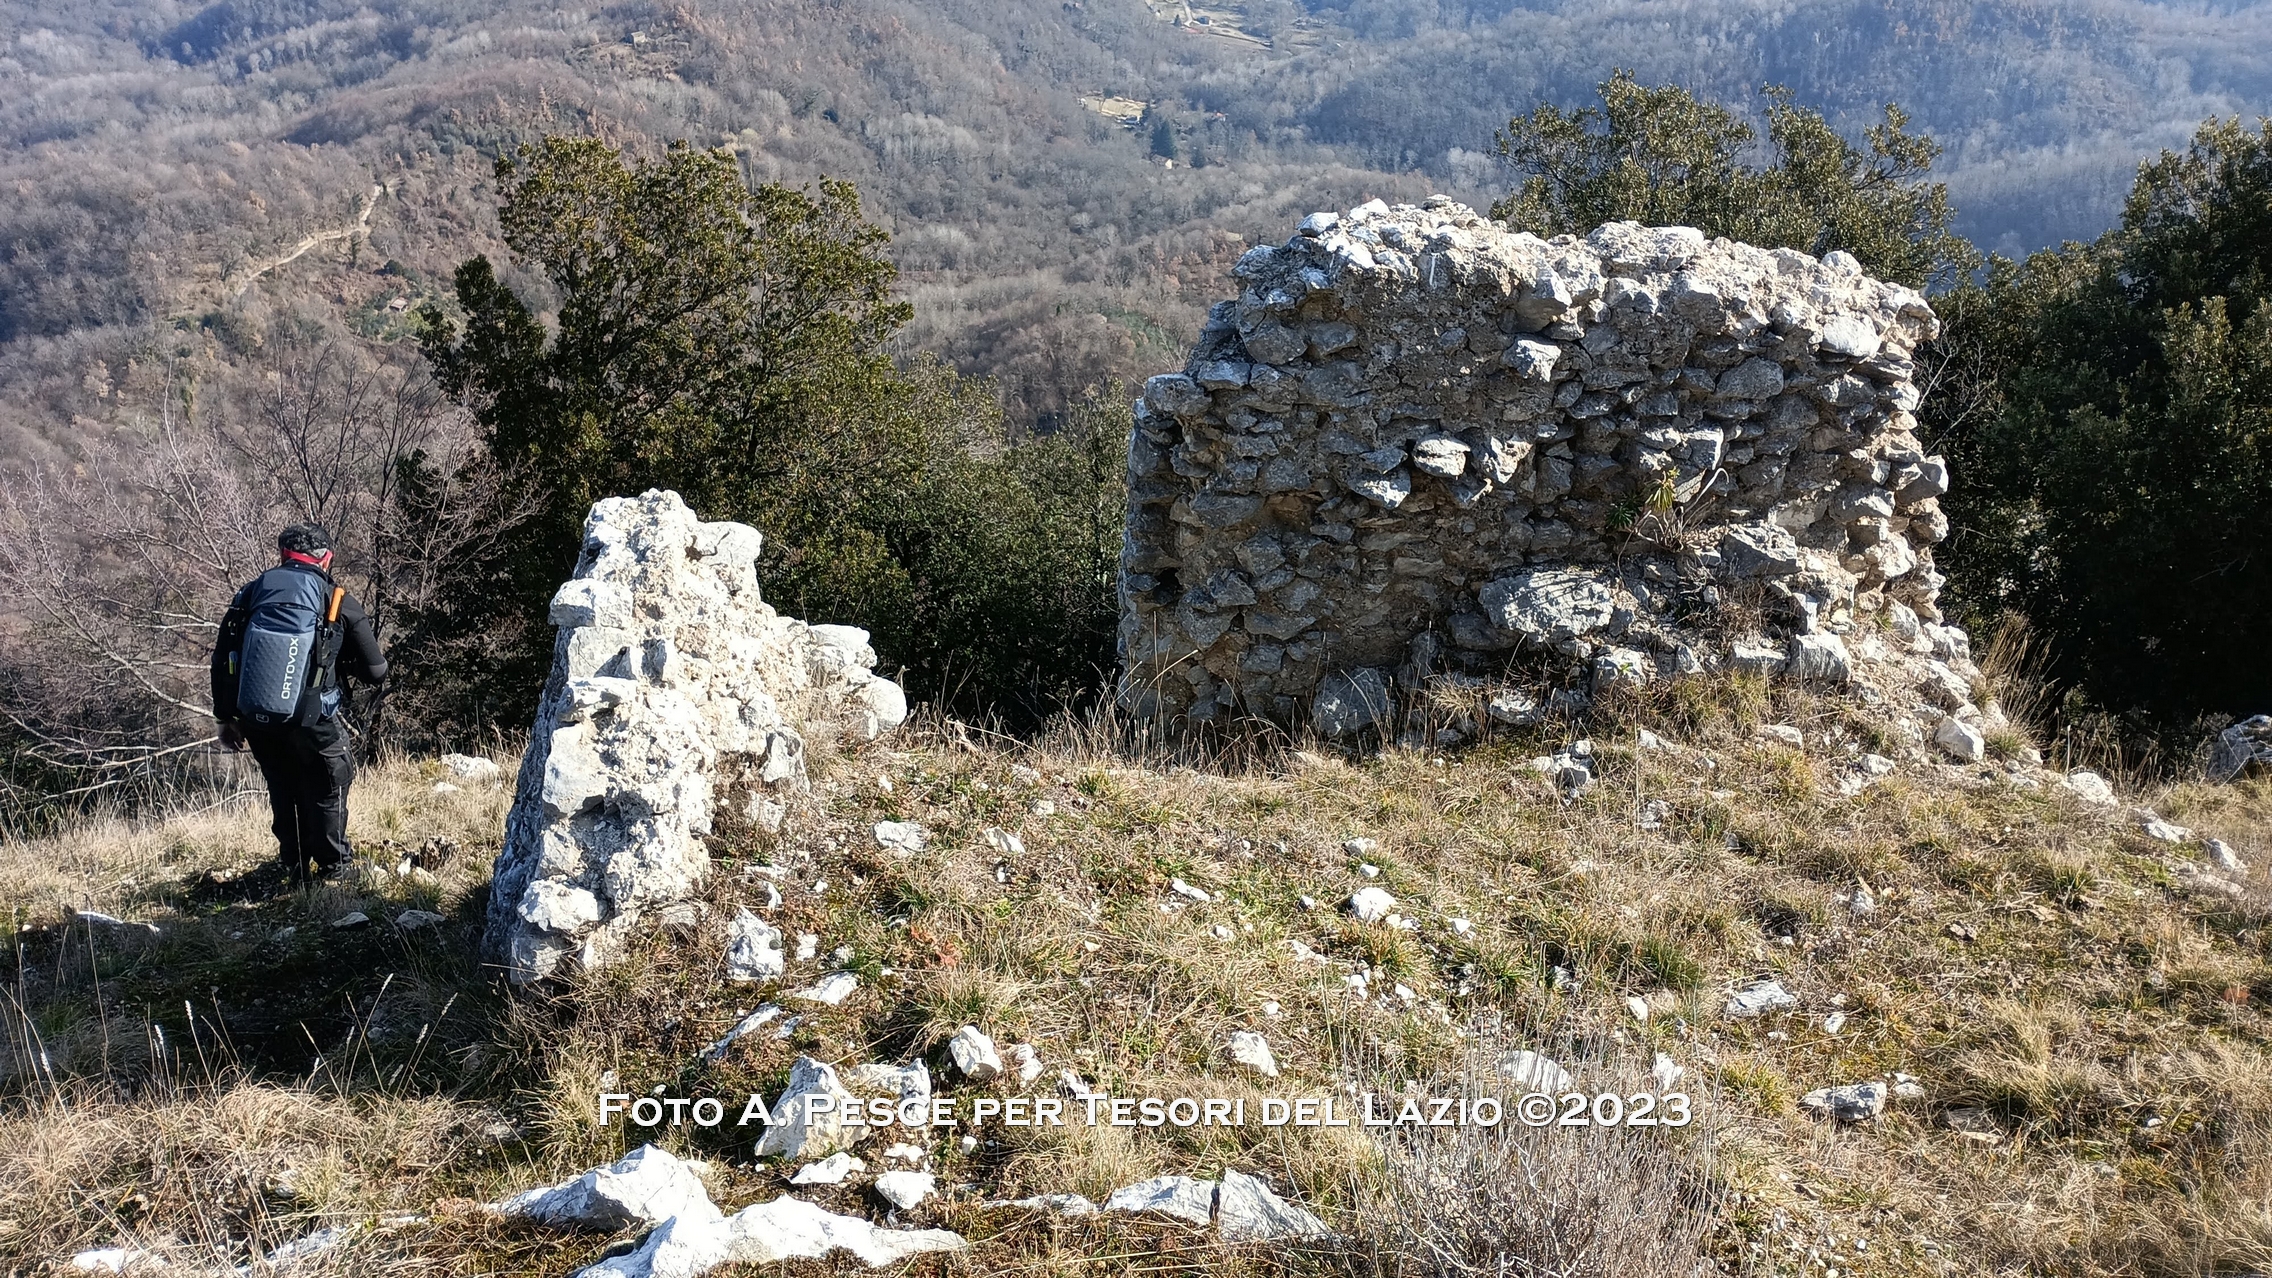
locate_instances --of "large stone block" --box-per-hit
[485,490,909,982]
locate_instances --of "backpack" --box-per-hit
[228,567,347,726]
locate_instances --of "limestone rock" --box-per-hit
[872,1170,936,1210]
[1103,1176,1218,1227]
[1725,979,1797,1018]
[789,1152,864,1186]
[726,910,784,984]
[2206,839,2249,876]
[791,972,860,1005]
[576,1195,965,1278]
[487,491,907,982]
[1800,1081,1888,1123]
[873,821,929,856]
[495,1144,722,1232]
[1481,568,1615,645]
[702,1006,783,1063]
[947,1026,1003,1080]
[1312,668,1393,738]
[1497,1050,1573,1092]
[1787,634,1852,683]
[1934,716,1985,763]
[1225,1031,1279,1079]
[2065,770,2118,804]
[1215,1169,1331,1242]
[444,753,503,782]
[2209,715,2272,783]
[1347,887,1397,923]
[755,1057,859,1161]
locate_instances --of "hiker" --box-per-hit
[211,523,389,881]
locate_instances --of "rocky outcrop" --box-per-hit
[1118,199,1977,738]
[2209,715,2272,783]
[486,491,908,983]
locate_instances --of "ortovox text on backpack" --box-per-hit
[228,567,347,726]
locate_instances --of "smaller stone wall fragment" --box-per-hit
[485,490,908,983]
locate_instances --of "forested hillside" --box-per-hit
[3,0,2267,455]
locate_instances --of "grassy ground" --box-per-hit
[2,676,2268,1277]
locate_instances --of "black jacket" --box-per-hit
[211,563,389,724]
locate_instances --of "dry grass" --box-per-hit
[4,680,2271,1276]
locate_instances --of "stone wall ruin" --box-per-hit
[485,490,908,982]
[1117,200,1978,738]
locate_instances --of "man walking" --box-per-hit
[212,523,389,882]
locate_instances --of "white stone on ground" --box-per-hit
[947,1026,1003,1080]
[575,1195,964,1278]
[1497,1050,1572,1092]
[395,910,445,930]
[1215,1169,1331,1242]
[2064,770,2118,804]
[983,827,1025,856]
[873,821,929,856]
[443,752,503,782]
[700,1006,782,1063]
[1102,1175,1218,1227]
[494,1144,722,1231]
[1933,715,1985,762]
[754,1057,859,1161]
[1346,887,1396,923]
[1800,1081,1888,1122]
[1725,979,1798,1018]
[843,1061,931,1101]
[1225,1031,1279,1078]
[1755,724,1803,748]
[2137,814,2192,843]
[2207,839,2249,875]
[1169,877,1212,902]
[1343,837,1378,856]
[1651,1053,1684,1091]
[67,1249,154,1273]
[790,972,859,1005]
[725,909,784,984]
[789,1152,863,1186]
[872,1170,936,1210]
[1007,1043,1045,1084]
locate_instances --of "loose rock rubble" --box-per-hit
[485,492,907,982]
[1117,202,1977,741]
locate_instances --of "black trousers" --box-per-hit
[243,715,356,876]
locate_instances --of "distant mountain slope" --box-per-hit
[0,0,2265,454]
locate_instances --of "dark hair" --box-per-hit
[278,522,332,554]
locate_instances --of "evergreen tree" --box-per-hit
[1929,117,2272,735]
[1493,70,1977,290]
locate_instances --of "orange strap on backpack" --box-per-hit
[327,587,344,623]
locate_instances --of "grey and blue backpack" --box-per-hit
[228,567,347,726]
